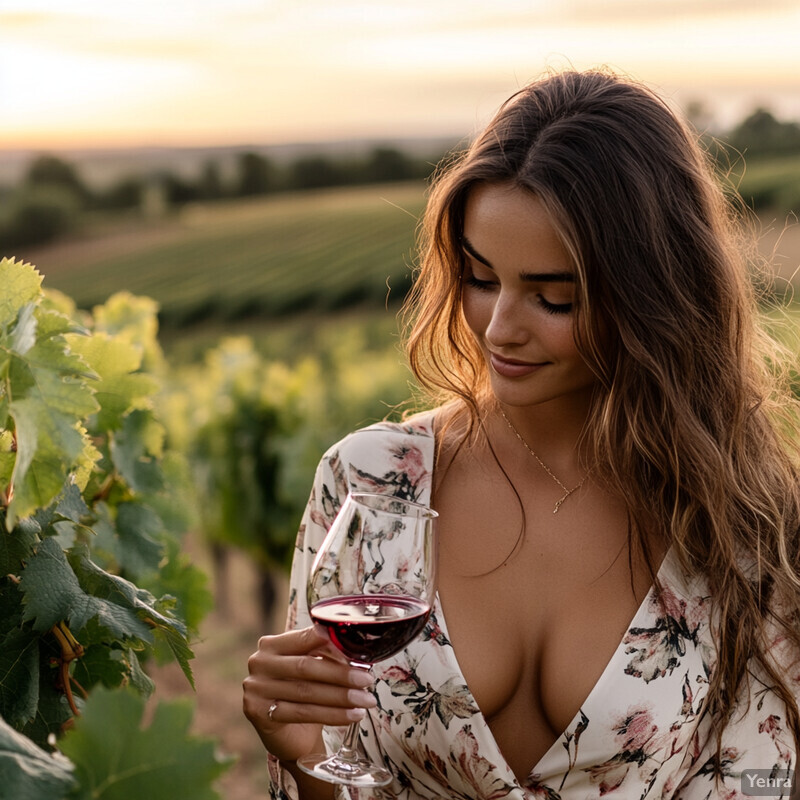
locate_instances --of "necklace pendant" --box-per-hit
[500,408,590,514]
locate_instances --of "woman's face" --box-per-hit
[460,181,597,412]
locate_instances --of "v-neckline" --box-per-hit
[429,545,676,787]
[410,410,676,787]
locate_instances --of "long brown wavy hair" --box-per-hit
[403,69,800,754]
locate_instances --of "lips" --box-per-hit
[489,353,546,378]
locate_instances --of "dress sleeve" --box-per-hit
[673,642,799,800]
[265,450,343,800]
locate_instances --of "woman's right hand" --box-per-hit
[243,624,377,763]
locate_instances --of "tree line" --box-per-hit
[0,146,440,251]
[2,104,800,253]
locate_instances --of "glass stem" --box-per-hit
[335,661,371,763]
[336,722,362,763]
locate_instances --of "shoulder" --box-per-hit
[323,409,437,462]
[317,409,439,507]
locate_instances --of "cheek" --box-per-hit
[550,322,581,356]
[461,291,492,337]
[543,317,591,368]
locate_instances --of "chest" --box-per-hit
[433,457,660,780]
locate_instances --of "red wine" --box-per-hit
[311,594,431,664]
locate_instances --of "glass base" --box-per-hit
[296,752,393,788]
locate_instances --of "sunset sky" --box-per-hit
[1,0,799,150]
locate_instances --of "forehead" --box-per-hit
[462,182,574,273]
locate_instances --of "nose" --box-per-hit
[484,291,530,348]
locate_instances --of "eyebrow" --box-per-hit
[461,236,575,283]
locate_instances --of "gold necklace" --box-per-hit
[500,409,590,514]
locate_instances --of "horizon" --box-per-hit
[2,1,799,151]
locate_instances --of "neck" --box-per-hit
[493,395,593,470]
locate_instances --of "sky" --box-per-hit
[1,0,799,150]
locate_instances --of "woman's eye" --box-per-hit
[538,296,573,315]
[464,274,496,290]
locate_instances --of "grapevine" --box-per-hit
[0,257,227,799]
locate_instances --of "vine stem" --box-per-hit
[51,621,85,717]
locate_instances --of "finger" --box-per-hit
[264,698,371,728]
[265,678,377,711]
[255,625,353,669]
[244,657,374,711]
[250,641,372,690]
[260,624,333,657]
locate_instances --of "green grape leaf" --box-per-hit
[59,687,231,800]
[19,537,152,642]
[54,483,90,524]
[71,643,129,694]
[41,287,79,322]
[10,303,37,356]
[114,501,165,577]
[0,430,14,491]
[0,516,40,575]
[0,258,42,329]
[124,647,156,697]
[19,662,75,748]
[155,620,196,690]
[5,331,99,526]
[139,536,213,634]
[92,292,165,374]
[67,545,186,636]
[35,305,85,339]
[66,546,194,686]
[22,336,96,381]
[8,396,90,527]
[31,484,89,534]
[63,333,159,431]
[70,645,156,698]
[109,410,165,494]
[145,451,198,534]
[0,627,40,728]
[72,431,101,494]
[0,714,75,800]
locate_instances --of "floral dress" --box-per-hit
[267,413,799,800]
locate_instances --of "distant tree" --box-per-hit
[98,176,144,210]
[198,159,225,200]
[726,107,800,158]
[362,147,415,183]
[0,185,81,251]
[236,152,275,196]
[159,170,200,206]
[24,154,90,203]
[289,156,345,190]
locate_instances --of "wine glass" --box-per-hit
[296,491,438,788]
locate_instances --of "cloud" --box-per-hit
[557,0,800,25]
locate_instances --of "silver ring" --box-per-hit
[268,701,278,721]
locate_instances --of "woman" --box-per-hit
[244,69,800,799]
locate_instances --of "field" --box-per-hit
[15,181,428,333]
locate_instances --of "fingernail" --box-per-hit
[346,707,367,721]
[348,670,374,688]
[347,689,377,707]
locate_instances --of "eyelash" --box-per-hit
[463,275,573,315]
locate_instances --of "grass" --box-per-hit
[18,181,427,330]
[727,153,800,215]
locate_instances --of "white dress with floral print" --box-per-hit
[266,413,799,800]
